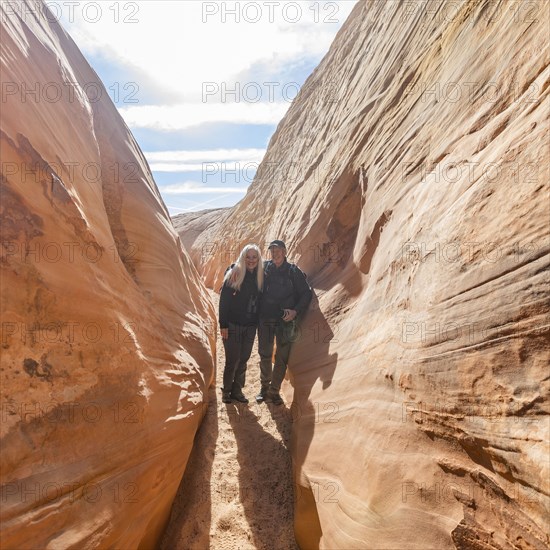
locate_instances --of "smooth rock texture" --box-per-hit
[181,1,549,548]
[172,208,230,275]
[0,2,215,548]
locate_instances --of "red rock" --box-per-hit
[179,0,549,547]
[0,2,215,548]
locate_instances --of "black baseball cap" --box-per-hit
[268,240,286,250]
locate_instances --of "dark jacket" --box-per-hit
[260,259,312,319]
[219,267,260,328]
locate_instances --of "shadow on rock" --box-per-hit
[160,386,218,550]
[286,289,339,548]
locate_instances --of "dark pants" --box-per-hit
[258,318,292,391]
[222,323,257,394]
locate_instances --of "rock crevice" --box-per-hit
[0,2,215,548]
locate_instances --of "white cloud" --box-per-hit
[160,182,248,194]
[144,149,265,162]
[151,163,257,172]
[146,147,265,172]
[167,192,241,212]
[61,1,357,127]
[145,148,266,162]
[119,101,289,130]
[150,163,213,172]
[62,2,356,93]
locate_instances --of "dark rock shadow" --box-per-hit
[160,386,217,550]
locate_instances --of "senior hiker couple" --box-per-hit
[218,240,312,406]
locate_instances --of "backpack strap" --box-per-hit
[288,263,306,288]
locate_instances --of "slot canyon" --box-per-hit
[1,1,548,549]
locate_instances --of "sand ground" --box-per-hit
[161,291,300,550]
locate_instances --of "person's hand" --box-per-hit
[221,328,229,339]
[282,309,297,322]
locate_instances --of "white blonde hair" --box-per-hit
[224,244,263,291]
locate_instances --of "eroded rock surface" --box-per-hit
[180,1,549,548]
[1,2,215,548]
[172,208,230,271]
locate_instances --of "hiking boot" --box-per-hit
[222,391,232,404]
[255,385,269,403]
[231,392,249,404]
[265,387,283,406]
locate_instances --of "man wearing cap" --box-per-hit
[256,240,312,405]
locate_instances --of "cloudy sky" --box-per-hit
[60,1,357,215]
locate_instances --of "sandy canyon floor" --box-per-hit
[161,291,300,550]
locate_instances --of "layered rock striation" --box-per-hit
[172,207,229,270]
[0,2,215,548]
[181,1,550,548]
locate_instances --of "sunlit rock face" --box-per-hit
[181,0,549,548]
[0,2,215,548]
[172,208,230,274]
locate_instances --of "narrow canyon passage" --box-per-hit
[161,291,300,550]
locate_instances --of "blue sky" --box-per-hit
[60,1,357,214]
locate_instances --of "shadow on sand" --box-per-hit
[228,402,299,550]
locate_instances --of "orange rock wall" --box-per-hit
[1,2,215,548]
[184,1,549,548]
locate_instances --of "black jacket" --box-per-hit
[260,259,312,319]
[219,267,260,328]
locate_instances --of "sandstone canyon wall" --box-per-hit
[172,207,229,260]
[0,2,215,548]
[181,1,549,548]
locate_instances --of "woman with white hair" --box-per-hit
[219,243,263,404]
